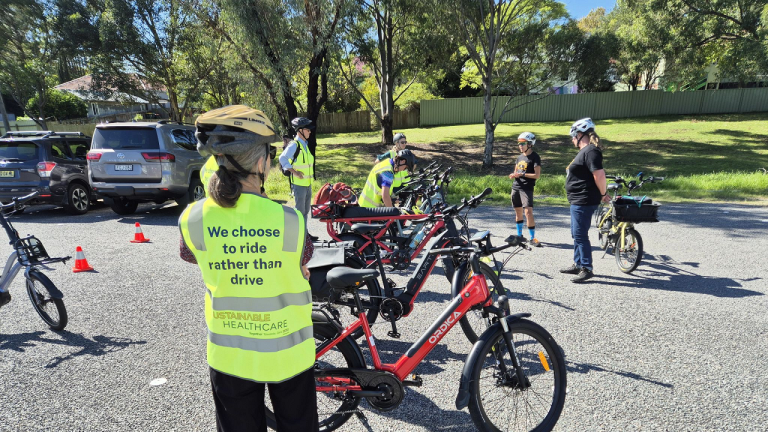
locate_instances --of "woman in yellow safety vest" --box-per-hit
[179,105,318,432]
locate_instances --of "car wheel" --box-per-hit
[65,183,91,215]
[108,197,139,215]
[175,178,205,207]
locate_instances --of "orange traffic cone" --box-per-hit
[130,222,151,243]
[72,246,94,273]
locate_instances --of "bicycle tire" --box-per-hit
[265,323,364,431]
[26,271,68,331]
[458,262,506,344]
[615,228,643,273]
[468,319,566,432]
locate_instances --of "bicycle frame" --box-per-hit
[596,205,634,250]
[317,273,493,383]
[332,215,448,266]
[0,251,28,292]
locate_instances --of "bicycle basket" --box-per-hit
[613,197,660,223]
[14,236,51,265]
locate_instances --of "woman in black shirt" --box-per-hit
[560,118,610,283]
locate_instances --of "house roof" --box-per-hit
[55,74,168,104]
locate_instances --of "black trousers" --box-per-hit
[210,367,319,432]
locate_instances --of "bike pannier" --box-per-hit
[613,197,660,223]
[306,241,363,302]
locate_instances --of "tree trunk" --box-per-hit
[0,92,11,134]
[482,77,494,169]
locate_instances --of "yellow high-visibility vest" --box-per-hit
[359,159,394,208]
[179,194,313,383]
[289,140,314,187]
[387,150,410,189]
[200,156,218,194]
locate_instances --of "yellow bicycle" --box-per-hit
[595,173,663,273]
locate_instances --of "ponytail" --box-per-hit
[209,164,245,208]
[588,130,602,149]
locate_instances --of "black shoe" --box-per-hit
[571,268,594,283]
[309,234,320,242]
[0,291,11,308]
[559,264,581,274]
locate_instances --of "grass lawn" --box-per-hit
[264,112,768,206]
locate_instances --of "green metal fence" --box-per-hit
[420,88,768,126]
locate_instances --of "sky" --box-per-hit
[563,0,616,20]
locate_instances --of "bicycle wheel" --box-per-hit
[614,228,643,273]
[26,271,68,331]
[265,323,364,431]
[458,262,506,344]
[468,319,566,432]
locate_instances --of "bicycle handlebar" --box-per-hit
[1,190,39,210]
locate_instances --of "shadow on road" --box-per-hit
[0,331,147,368]
[594,254,763,298]
[567,359,673,388]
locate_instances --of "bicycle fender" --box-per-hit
[28,269,63,299]
[455,313,531,410]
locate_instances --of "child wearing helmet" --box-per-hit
[508,132,542,247]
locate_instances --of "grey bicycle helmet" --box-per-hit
[291,117,315,130]
[570,118,595,138]
[393,133,406,143]
[396,149,416,172]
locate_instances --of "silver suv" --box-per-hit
[87,121,205,215]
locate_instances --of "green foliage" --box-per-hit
[395,82,437,110]
[0,0,59,127]
[575,32,619,92]
[26,89,87,120]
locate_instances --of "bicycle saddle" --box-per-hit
[350,223,386,235]
[341,206,400,218]
[326,267,379,291]
[607,183,621,190]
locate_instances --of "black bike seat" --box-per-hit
[341,206,400,218]
[350,223,385,235]
[607,183,621,190]
[326,267,379,291]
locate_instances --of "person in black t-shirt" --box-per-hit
[560,118,610,283]
[508,132,542,247]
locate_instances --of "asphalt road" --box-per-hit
[0,200,766,431]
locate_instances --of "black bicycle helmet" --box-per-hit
[291,117,315,130]
[396,149,416,172]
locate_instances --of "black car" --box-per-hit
[0,131,95,215]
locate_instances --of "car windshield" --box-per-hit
[0,142,39,161]
[92,128,160,150]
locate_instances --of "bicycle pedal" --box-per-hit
[355,411,369,425]
[387,331,401,339]
[403,374,423,387]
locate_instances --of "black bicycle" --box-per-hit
[0,191,70,330]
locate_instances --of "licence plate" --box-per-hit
[0,171,14,178]
[114,164,133,171]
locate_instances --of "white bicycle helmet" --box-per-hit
[517,132,536,146]
[570,118,595,138]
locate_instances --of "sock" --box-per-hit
[516,220,524,236]
[529,226,536,240]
